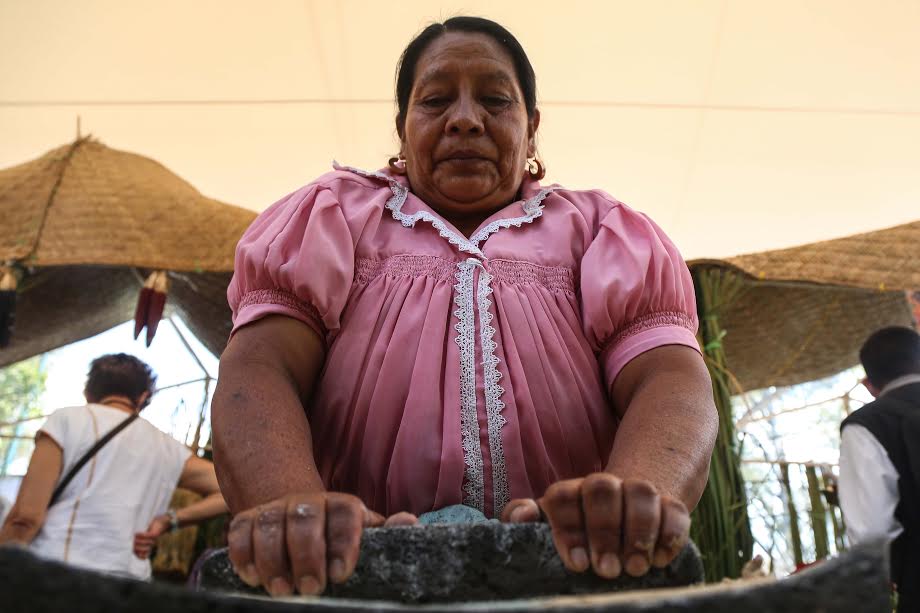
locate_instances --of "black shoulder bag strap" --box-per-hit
[49,411,140,507]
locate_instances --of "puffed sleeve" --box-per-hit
[227,183,355,345]
[580,203,700,391]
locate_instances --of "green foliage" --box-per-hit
[0,357,48,474]
[0,357,46,421]
[691,268,754,582]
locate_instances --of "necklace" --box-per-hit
[97,396,137,413]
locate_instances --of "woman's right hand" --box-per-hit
[228,492,418,597]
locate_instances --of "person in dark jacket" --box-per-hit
[839,326,920,612]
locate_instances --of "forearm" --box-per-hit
[175,492,229,528]
[0,509,43,545]
[0,436,61,546]
[212,358,325,513]
[607,354,717,510]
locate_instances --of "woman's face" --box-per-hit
[399,32,539,229]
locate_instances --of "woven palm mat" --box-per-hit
[688,219,919,389]
[715,280,914,390]
[693,219,920,292]
[0,266,233,369]
[0,137,255,271]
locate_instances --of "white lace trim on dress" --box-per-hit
[468,187,558,249]
[332,162,557,256]
[454,258,485,513]
[476,266,509,516]
[333,162,484,257]
[333,162,549,516]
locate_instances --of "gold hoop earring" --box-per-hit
[388,154,407,175]
[526,158,546,181]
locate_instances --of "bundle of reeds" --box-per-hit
[691,267,754,581]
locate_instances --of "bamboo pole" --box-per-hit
[805,465,830,560]
[742,459,839,468]
[189,376,211,454]
[821,465,847,552]
[779,462,804,567]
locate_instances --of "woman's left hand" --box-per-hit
[133,515,170,560]
[500,473,690,578]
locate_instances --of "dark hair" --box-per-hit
[84,353,157,409]
[395,16,537,130]
[859,326,920,388]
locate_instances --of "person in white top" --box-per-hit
[838,326,920,612]
[0,353,227,580]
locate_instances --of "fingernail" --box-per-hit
[329,558,346,583]
[634,538,656,552]
[653,548,670,568]
[599,553,621,578]
[570,547,589,572]
[626,553,650,577]
[236,564,258,586]
[268,576,292,596]
[298,576,321,595]
[510,506,528,523]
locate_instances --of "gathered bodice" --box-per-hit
[228,164,699,517]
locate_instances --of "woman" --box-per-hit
[213,16,717,597]
[0,354,227,579]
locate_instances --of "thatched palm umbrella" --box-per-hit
[692,220,920,391]
[0,137,256,367]
[0,137,258,574]
[685,220,919,580]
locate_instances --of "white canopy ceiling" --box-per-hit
[1,0,917,259]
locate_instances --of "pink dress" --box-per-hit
[228,163,700,518]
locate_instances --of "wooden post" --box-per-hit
[805,465,830,560]
[779,462,804,567]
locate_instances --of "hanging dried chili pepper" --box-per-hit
[145,271,169,347]
[133,272,156,340]
[0,268,16,348]
[133,270,169,346]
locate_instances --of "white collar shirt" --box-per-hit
[837,373,920,546]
